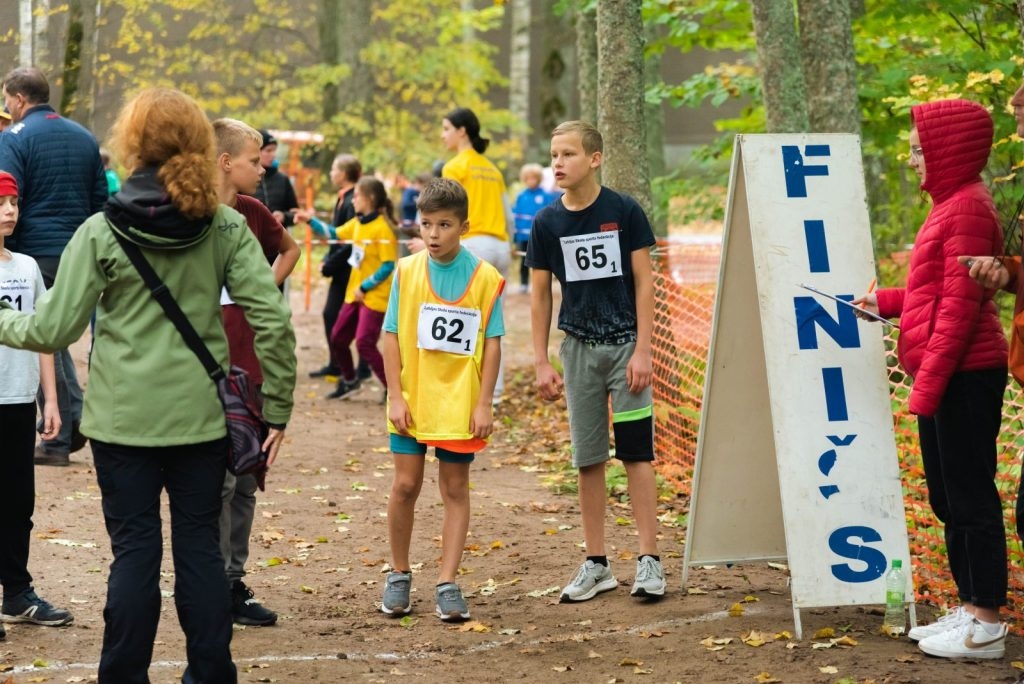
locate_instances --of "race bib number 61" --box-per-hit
[560,231,622,282]
[417,303,481,356]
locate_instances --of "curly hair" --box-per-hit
[108,88,219,219]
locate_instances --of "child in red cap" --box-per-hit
[0,170,72,636]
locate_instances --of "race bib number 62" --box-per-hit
[417,303,482,356]
[560,231,622,282]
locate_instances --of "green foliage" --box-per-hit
[645,0,1024,258]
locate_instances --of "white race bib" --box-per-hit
[219,286,234,306]
[417,303,481,356]
[559,231,623,282]
[0,276,36,312]
[348,244,365,268]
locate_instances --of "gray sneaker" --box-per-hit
[434,582,470,622]
[560,560,618,602]
[381,571,412,616]
[630,556,666,599]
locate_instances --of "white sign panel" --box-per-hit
[685,134,912,636]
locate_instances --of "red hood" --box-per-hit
[911,99,993,205]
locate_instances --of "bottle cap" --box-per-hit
[892,559,902,568]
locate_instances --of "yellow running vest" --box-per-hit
[389,251,504,444]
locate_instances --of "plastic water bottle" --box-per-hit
[882,559,906,636]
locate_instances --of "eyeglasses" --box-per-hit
[910,146,924,161]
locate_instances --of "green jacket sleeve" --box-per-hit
[0,221,106,352]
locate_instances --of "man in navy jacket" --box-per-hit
[0,66,107,466]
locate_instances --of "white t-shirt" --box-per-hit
[0,250,45,404]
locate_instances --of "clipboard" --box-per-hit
[797,283,899,329]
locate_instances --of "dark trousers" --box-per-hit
[918,368,1008,609]
[92,439,236,684]
[515,239,530,287]
[322,275,347,366]
[0,403,36,599]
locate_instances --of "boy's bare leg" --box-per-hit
[437,461,472,583]
[388,454,425,571]
[624,461,659,555]
[578,462,608,556]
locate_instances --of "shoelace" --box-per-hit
[571,564,595,586]
[635,559,654,582]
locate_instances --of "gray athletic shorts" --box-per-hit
[560,335,655,468]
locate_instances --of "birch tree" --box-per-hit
[509,0,531,154]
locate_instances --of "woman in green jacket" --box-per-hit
[0,88,296,683]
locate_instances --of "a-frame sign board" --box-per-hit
[683,134,914,639]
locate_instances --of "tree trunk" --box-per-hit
[19,0,33,66]
[645,21,667,236]
[1017,0,1024,51]
[751,0,809,133]
[318,0,341,124]
[319,0,374,156]
[60,0,84,118]
[509,0,531,156]
[797,0,860,134]
[538,0,572,155]
[575,4,598,125]
[596,0,651,216]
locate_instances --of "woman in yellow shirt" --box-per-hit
[328,177,398,399]
[441,107,512,401]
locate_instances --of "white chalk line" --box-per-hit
[4,605,742,675]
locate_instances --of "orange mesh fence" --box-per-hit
[651,239,1024,623]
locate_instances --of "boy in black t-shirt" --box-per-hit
[526,121,665,603]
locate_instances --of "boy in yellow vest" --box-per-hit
[380,178,504,621]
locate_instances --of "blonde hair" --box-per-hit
[551,120,603,155]
[108,88,219,219]
[519,163,544,183]
[213,118,263,158]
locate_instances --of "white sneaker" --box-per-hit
[918,618,1006,659]
[907,606,969,642]
[560,560,617,602]
[630,556,666,599]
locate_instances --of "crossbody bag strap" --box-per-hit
[107,221,226,383]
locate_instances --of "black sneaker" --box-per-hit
[33,445,69,467]
[326,377,361,400]
[231,581,277,626]
[1,589,73,626]
[0,621,6,640]
[356,362,372,382]
[309,364,341,378]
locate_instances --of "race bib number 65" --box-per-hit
[560,231,622,282]
[417,303,482,356]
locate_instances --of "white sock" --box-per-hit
[976,619,1002,636]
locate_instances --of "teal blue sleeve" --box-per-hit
[309,216,336,240]
[485,293,504,338]
[383,272,400,333]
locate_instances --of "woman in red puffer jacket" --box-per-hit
[855,98,1009,659]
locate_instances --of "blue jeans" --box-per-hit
[92,438,236,684]
[34,256,83,454]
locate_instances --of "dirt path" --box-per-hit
[1,281,1020,683]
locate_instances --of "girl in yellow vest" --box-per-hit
[380,178,504,622]
[327,177,398,400]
